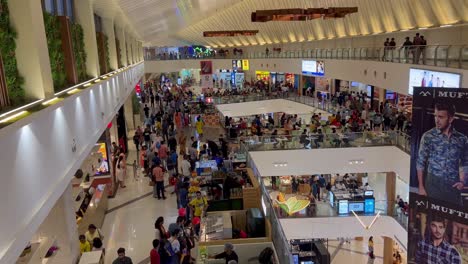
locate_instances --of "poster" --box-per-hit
[408,68,461,95]
[201,74,213,88]
[408,87,468,264]
[200,61,213,74]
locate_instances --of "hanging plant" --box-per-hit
[43,12,66,91]
[70,22,89,82]
[0,0,25,107]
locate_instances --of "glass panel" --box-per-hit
[44,0,55,14]
[66,0,74,21]
[56,0,65,15]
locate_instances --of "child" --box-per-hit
[133,160,138,181]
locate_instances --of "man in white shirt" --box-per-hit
[181,155,192,177]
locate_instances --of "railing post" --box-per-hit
[445,45,451,67]
[458,45,465,69]
[434,45,439,66]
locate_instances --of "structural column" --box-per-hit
[102,17,118,71]
[75,0,100,77]
[116,26,128,66]
[386,172,396,216]
[383,237,394,264]
[8,0,54,99]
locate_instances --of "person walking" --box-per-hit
[150,239,161,264]
[153,163,166,200]
[368,236,375,259]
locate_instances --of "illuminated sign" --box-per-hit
[242,60,249,70]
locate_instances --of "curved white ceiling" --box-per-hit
[98,0,468,47]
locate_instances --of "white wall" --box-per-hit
[0,63,144,263]
[249,146,411,183]
[280,215,408,251]
[145,59,468,96]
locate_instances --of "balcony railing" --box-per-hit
[144,44,468,69]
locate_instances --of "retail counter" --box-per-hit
[197,242,279,264]
[329,189,375,215]
[77,184,108,235]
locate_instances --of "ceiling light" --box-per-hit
[418,27,428,30]
[0,111,27,123]
[0,99,43,118]
[42,97,59,105]
[83,82,92,88]
[440,24,453,28]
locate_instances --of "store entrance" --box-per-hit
[116,106,128,153]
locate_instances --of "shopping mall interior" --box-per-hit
[0,0,467,264]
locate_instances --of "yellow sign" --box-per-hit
[256,71,270,75]
[242,60,249,70]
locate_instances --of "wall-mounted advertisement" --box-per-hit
[408,68,461,95]
[200,74,213,88]
[302,60,325,76]
[200,61,213,74]
[408,87,468,264]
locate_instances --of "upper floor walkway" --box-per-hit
[145,44,468,69]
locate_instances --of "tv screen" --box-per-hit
[408,68,461,95]
[348,202,365,212]
[302,60,325,76]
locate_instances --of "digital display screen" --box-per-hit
[348,202,365,212]
[364,190,374,196]
[408,68,461,95]
[302,60,325,76]
[95,143,109,175]
[365,198,375,214]
[338,200,349,214]
[293,254,299,264]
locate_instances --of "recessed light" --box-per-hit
[0,111,27,123]
[42,97,59,105]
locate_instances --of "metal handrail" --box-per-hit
[144,44,468,69]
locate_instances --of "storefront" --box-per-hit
[180,68,201,85]
[256,70,271,82]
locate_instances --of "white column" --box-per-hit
[32,184,79,263]
[126,32,133,64]
[124,93,135,130]
[102,17,118,71]
[75,0,100,77]
[8,0,54,99]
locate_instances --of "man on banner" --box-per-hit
[415,215,461,263]
[416,102,468,206]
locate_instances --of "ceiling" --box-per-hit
[94,0,467,47]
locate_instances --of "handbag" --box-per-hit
[149,179,155,186]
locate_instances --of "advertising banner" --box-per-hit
[302,60,325,76]
[200,74,213,88]
[408,87,468,264]
[200,61,213,74]
[408,68,461,95]
[242,60,249,70]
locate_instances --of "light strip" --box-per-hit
[351,210,367,229]
[367,211,381,229]
[83,83,92,87]
[440,24,453,27]
[0,111,27,123]
[0,99,44,118]
[54,77,99,96]
[42,97,59,105]
[67,88,80,95]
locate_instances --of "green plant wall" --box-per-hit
[43,12,66,91]
[71,22,89,82]
[104,35,111,71]
[0,0,25,106]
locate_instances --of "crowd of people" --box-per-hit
[113,80,252,264]
[383,32,428,63]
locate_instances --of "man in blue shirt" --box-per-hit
[415,216,461,264]
[416,103,468,206]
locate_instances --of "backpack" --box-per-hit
[159,239,175,257]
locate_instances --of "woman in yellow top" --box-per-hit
[196,116,204,139]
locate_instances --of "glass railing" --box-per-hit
[145,44,468,69]
[262,180,409,231]
[239,131,401,151]
[213,94,411,153]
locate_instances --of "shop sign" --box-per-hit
[242,60,249,70]
[256,71,270,75]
